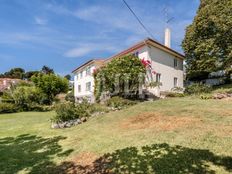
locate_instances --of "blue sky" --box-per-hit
[0,0,199,75]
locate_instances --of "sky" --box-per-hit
[0,0,200,75]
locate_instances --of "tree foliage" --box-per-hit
[41,66,54,74]
[0,68,25,79]
[94,55,146,101]
[182,0,232,80]
[31,73,69,104]
[64,74,71,80]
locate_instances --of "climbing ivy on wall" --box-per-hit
[93,55,146,102]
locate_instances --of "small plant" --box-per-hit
[200,94,213,100]
[90,103,110,114]
[65,92,75,103]
[0,103,18,114]
[185,83,212,95]
[171,87,184,93]
[145,81,162,88]
[166,92,185,98]
[106,96,137,109]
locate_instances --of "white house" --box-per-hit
[72,59,105,102]
[72,30,185,102]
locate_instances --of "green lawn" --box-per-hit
[0,97,232,173]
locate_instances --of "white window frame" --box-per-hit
[156,73,161,83]
[78,85,81,93]
[86,82,91,92]
[174,77,178,87]
[80,71,83,78]
[174,58,178,68]
[86,66,91,76]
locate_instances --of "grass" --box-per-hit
[0,97,232,173]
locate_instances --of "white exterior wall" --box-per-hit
[74,65,96,102]
[73,45,184,102]
[147,45,184,91]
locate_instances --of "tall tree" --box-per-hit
[41,66,54,74]
[182,0,232,80]
[2,68,25,79]
[31,73,69,104]
[24,71,40,80]
[64,74,71,80]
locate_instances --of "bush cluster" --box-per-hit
[165,92,185,98]
[52,100,91,123]
[200,94,213,100]
[185,83,212,95]
[0,103,18,114]
[0,73,69,114]
[106,96,137,109]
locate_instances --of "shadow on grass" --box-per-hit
[54,143,232,174]
[0,134,73,174]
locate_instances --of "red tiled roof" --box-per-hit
[72,59,105,73]
[0,78,23,92]
[72,38,185,73]
[105,38,185,63]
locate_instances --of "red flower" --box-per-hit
[141,58,151,68]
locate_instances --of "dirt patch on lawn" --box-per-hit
[120,112,201,131]
[197,124,232,137]
[72,152,99,166]
[53,152,114,174]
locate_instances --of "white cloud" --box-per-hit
[64,43,120,58]
[64,47,92,57]
[35,16,47,25]
[74,6,145,35]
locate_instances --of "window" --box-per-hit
[78,85,81,93]
[174,77,178,87]
[75,74,79,81]
[86,82,91,91]
[86,66,91,76]
[174,58,178,68]
[156,73,161,83]
[80,71,83,78]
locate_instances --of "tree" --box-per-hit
[24,71,40,80]
[31,73,69,104]
[182,0,232,80]
[64,74,71,80]
[1,68,25,79]
[94,55,146,101]
[41,66,54,74]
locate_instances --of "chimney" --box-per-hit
[164,28,171,48]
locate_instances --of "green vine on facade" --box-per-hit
[93,55,146,102]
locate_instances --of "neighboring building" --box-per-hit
[72,30,185,102]
[72,59,105,102]
[0,78,22,93]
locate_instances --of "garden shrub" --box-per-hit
[200,94,213,100]
[106,96,137,109]
[213,87,232,94]
[185,83,212,95]
[52,100,92,123]
[65,91,75,103]
[53,102,78,123]
[0,103,18,114]
[166,92,185,98]
[11,86,45,111]
[90,103,110,114]
[31,73,69,104]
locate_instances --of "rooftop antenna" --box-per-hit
[163,7,174,48]
[163,7,174,27]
